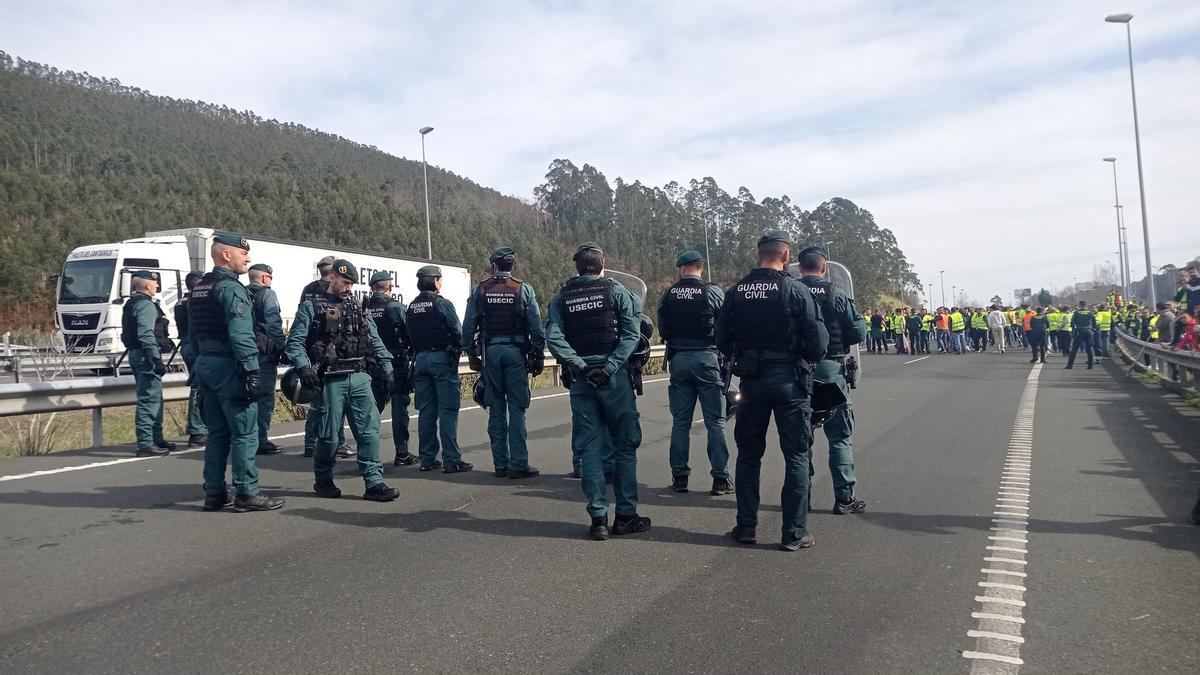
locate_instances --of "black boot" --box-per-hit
[313,480,342,499]
[611,513,652,535]
[671,475,689,493]
[154,439,176,451]
[393,452,418,466]
[188,434,207,448]
[257,441,281,455]
[443,461,474,474]
[508,466,541,479]
[233,493,285,512]
[136,445,168,457]
[363,483,399,502]
[710,476,735,495]
[589,516,610,541]
[202,488,236,511]
[728,525,757,544]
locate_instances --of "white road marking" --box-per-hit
[904,356,930,364]
[965,362,1041,672]
[0,378,672,483]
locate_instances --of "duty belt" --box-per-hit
[324,359,366,376]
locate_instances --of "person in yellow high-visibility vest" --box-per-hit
[1095,304,1113,359]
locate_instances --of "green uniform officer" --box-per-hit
[657,249,731,496]
[363,270,418,467]
[796,244,867,514]
[300,255,349,458]
[285,259,400,501]
[463,246,547,479]
[719,231,829,551]
[407,265,473,473]
[175,271,207,448]
[121,270,176,456]
[247,263,285,455]
[547,242,649,541]
[188,233,283,512]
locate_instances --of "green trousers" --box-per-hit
[414,351,463,467]
[315,371,383,488]
[255,355,278,445]
[483,344,531,472]
[667,350,729,478]
[195,354,260,497]
[570,367,641,518]
[812,359,856,504]
[305,389,346,451]
[129,349,165,448]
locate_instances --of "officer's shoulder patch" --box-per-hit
[235,301,247,316]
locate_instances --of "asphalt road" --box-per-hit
[0,348,1196,674]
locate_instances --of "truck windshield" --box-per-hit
[59,258,117,304]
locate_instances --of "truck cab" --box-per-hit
[56,239,190,353]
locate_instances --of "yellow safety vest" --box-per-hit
[951,312,965,331]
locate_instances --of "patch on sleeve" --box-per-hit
[235,301,247,316]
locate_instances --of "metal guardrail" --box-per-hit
[1114,328,1200,390]
[0,345,667,448]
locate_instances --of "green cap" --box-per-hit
[249,263,273,274]
[317,255,337,268]
[214,233,250,250]
[674,250,703,267]
[757,230,790,247]
[573,242,603,260]
[796,244,828,260]
[417,265,442,278]
[369,270,393,285]
[331,259,358,282]
[489,245,516,263]
[131,270,160,281]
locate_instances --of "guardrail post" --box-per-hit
[12,356,21,384]
[92,408,103,448]
[2,331,9,357]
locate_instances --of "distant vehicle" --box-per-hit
[54,227,471,354]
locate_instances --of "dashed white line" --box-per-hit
[904,356,930,364]
[965,361,1041,672]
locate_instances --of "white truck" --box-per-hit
[54,227,472,354]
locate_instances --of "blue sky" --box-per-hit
[2,0,1198,304]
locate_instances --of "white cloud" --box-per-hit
[2,0,1197,300]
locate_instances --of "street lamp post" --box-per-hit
[951,285,956,308]
[703,219,712,281]
[1118,205,1132,298]
[939,270,946,308]
[1102,157,1127,300]
[419,126,435,260]
[1106,13,1155,307]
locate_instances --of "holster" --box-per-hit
[731,351,761,378]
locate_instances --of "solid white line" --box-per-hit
[971,612,1026,625]
[967,630,1025,644]
[963,651,1024,666]
[984,557,1028,566]
[982,569,1028,579]
[904,356,930,364]
[0,378,671,483]
[979,581,1027,592]
[988,536,1029,544]
[996,498,1029,504]
[987,546,1028,554]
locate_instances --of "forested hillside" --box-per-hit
[0,50,918,328]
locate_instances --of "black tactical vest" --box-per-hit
[365,293,407,355]
[802,279,844,357]
[560,277,619,357]
[121,293,172,352]
[306,293,372,361]
[189,272,239,342]
[728,270,793,354]
[300,279,329,306]
[660,277,716,345]
[247,284,270,349]
[173,297,190,340]
[479,276,525,337]
[406,291,452,350]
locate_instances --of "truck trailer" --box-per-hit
[55,228,471,354]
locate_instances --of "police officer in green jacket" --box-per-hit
[285,259,400,501]
[1065,301,1096,370]
[719,231,829,551]
[121,269,176,457]
[247,263,285,455]
[300,255,349,458]
[176,271,207,448]
[547,243,649,541]
[364,270,418,467]
[797,244,867,514]
[188,233,283,512]
[463,246,547,479]
[658,249,731,496]
[407,265,473,473]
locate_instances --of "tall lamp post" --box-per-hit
[1118,205,1132,298]
[1105,13,1155,307]
[419,126,435,260]
[1101,157,1127,300]
[939,270,946,308]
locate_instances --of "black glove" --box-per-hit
[468,352,483,372]
[527,354,545,377]
[151,358,167,376]
[243,370,262,399]
[298,365,322,388]
[278,351,292,366]
[583,364,610,388]
[382,371,395,393]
